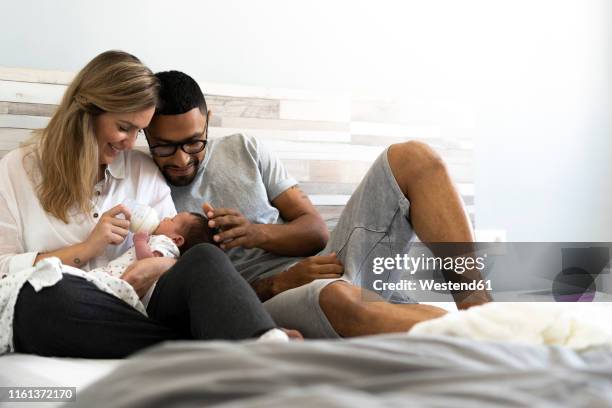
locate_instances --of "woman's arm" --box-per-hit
[0,193,33,276]
[34,242,98,268]
[34,204,132,267]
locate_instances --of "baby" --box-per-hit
[86,210,298,342]
[88,212,217,313]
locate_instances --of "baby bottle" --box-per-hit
[122,198,160,235]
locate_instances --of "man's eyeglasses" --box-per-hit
[148,122,208,158]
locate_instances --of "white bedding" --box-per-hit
[410,302,612,350]
[0,354,121,407]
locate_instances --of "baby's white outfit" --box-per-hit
[88,235,180,314]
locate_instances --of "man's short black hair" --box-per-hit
[155,70,207,115]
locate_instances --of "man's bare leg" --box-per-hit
[387,141,474,243]
[320,281,448,336]
[319,141,475,337]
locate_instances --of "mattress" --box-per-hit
[0,302,455,407]
[72,334,612,407]
[0,354,121,408]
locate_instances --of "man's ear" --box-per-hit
[173,235,185,248]
[206,110,212,124]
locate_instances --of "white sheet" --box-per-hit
[410,302,612,350]
[0,354,121,407]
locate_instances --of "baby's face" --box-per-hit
[154,212,194,238]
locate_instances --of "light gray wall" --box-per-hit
[1,0,610,241]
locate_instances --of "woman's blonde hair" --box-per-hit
[29,50,159,223]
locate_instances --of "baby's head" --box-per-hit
[154,212,216,254]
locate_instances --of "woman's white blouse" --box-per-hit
[0,146,177,354]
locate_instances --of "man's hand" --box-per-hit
[121,257,176,298]
[250,253,343,301]
[203,203,265,250]
[273,253,344,294]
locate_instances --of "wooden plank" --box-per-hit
[0,102,7,114]
[0,67,340,101]
[350,134,471,150]
[0,119,469,168]
[318,203,473,230]
[0,128,35,143]
[351,122,441,139]
[279,98,351,122]
[351,135,473,165]
[301,181,359,196]
[7,102,57,117]
[310,195,351,206]
[305,158,472,184]
[264,140,386,162]
[282,160,309,182]
[0,80,66,105]
[0,67,74,85]
[303,160,372,184]
[0,114,49,129]
[206,95,279,119]
[351,97,475,128]
[203,82,349,102]
[301,181,472,204]
[219,117,350,133]
[2,130,473,184]
[207,127,351,144]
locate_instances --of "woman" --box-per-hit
[0,50,281,358]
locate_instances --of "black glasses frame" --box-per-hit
[148,121,209,158]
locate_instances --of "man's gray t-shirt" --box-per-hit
[170,133,303,282]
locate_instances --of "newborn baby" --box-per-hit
[88,212,216,313]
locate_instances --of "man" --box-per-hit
[145,71,487,338]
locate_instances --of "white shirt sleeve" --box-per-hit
[0,163,37,277]
[129,150,177,219]
[148,235,180,258]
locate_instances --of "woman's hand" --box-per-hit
[84,204,132,257]
[121,257,176,298]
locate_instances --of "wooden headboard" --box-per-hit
[0,66,475,230]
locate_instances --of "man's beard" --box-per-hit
[161,158,200,187]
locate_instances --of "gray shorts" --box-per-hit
[263,148,417,338]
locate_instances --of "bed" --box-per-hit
[0,354,120,407]
[33,334,612,407]
[0,66,503,407]
[3,332,612,407]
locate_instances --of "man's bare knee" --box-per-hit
[319,282,369,337]
[387,141,448,196]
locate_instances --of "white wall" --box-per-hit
[1,0,610,241]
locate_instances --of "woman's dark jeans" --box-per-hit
[13,244,276,358]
